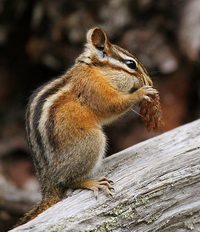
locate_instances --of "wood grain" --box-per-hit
[10,119,200,232]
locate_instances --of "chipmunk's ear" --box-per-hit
[87,28,109,51]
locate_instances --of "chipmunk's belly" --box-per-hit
[50,125,106,185]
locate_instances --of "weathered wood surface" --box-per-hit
[10,119,200,232]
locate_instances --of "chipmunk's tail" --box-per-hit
[14,193,61,228]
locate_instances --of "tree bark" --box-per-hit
[10,119,200,232]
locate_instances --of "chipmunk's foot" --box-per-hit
[75,177,114,198]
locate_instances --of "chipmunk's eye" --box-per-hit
[124,60,137,70]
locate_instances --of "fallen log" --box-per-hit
[10,119,200,232]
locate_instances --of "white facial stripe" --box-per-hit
[107,56,137,73]
[108,47,137,72]
[82,41,137,73]
[115,50,134,61]
[108,57,123,67]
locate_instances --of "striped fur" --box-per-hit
[26,76,71,174]
[26,27,153,189]
[19,27,157,226]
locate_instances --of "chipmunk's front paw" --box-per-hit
[136,86,158,102]
[142,86,158,101]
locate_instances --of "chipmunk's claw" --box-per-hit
[76,177,114,198]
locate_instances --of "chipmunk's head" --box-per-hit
[77,27,152,93]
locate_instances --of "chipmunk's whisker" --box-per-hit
[131,108,142,117]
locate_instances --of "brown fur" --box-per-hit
[15,27,162,227]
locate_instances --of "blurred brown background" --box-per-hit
[0,0,199,230]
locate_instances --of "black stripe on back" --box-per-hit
[27,77,69,166]
[26,83,49,168]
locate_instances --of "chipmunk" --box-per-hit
[16,27,159,226]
